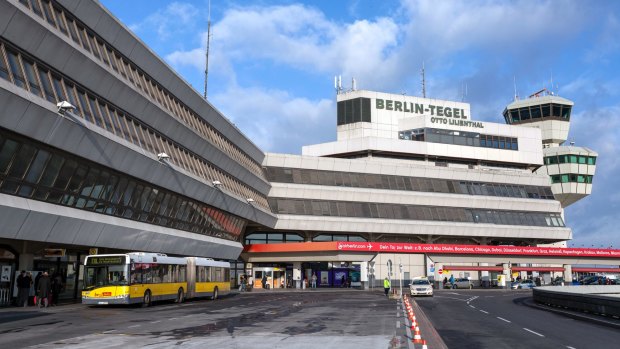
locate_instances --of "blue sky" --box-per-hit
[100,0,620,248]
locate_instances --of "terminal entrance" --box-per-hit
[248,262,363,289]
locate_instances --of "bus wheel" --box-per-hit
[211,287,218,300]
[142,290,152,307]
[176,288,184,303]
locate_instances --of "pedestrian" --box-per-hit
[442,277,447,289]
[51,273,63,306]
[261,274,267,289]
[238,275,246,292]
[16,270,31,307]
[37,272,51,308]
[311,273,317,289]
[341,275,346,288]
[384,277,391,297]
[449,274,455,289]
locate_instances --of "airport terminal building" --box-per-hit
[0,0,609,302]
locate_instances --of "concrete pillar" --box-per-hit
[480,263,489,288]
[293,262,302,289]
[563,265,572,283]
[18,253,34,271]
[500,263,511,289]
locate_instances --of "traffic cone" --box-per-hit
[410,320,417,331]
[421,340,428,349]
[413,326,422,343]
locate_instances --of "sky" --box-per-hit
[100,0,620,249]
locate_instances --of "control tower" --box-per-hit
[502,89,597,207]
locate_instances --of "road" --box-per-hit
[415,289,620,349]
[0,290,409,349]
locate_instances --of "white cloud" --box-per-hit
[210,84,333,153]
[130,2,199,39]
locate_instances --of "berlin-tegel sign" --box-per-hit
[243,241,620,258]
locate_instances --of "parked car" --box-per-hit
[410,279,433,297]
[449,278,473,289]
[511,279,535,289]
[580,275,617,285]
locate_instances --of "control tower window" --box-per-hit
[530,105,542,119]
[561,105,571,120]
[337,98,371,125]
[552,104,562,117]
[541,104,551,117]
[518,107,531,121]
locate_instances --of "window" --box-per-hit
[0,45,11,81]
[6,49,26,88]
[38,67,55,102]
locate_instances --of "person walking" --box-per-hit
[311,273,317,289]
[37,272,51,308]
[383,277,391,297]
[16,270,31,307]
[238,275,246,292]
[449,274,455,289]
[442,276,448,289]
[261,274,267,289]
[51,273,63,306]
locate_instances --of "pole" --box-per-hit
[399,261,403,297]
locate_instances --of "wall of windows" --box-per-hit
[0,39,269,209]
[503,103,572,124]
[130,263,186,284]
[265,167,555,200]
[244,232,304,245]
[399,128,518,151]
[15,0,265,181]
[312,234,367,242]
[544,154,597,165]
[0,128,246,241]
[196,265,227,282]
[269,198,565,228]
[337,98,371,125]
[550,174,594,184]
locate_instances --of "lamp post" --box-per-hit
[399,261,403,297]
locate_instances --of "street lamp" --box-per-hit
[399,262,403,297]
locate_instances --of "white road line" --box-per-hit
[103,330,117,334]
[396,320,400,329]
[169,317,178,321]
[566,346,576,349]
[150,320,161,324]
[128,325,140,328]
[523,328,544,337]
[479,310,489,314]
[497,317,511,323]
[469,305,476,309]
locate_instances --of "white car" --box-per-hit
[410,279,433,297]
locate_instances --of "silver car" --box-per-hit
[410,279,433,297]
[449,278,473,289]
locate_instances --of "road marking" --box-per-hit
[396,320,400,329]
[479,310,489,314]
[469,305,476,309]
[128,325,140,328]
[566,346,576,349]
[497,317,511,323]
[103,330,117,334]
[169,318,178,321]
[523,328,544,337]
[150,321,161,324]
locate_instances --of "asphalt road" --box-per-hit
[0,290,410,349]
[416,289,620,349]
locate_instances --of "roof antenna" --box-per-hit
[461,82,468,102]
[513,76,518,101]
[421,61,427,98]
[203,0,212,100]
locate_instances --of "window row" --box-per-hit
[550,174,594,184]
[130,263,187,284]
[0,40,268,209]
[0,129,246,241]
[265,167,555,200]
[399,128,519,151]
[244,232,305,245]
[15,0,265,180]
[503,103,572,124]
[268,198,566,227]
[337,98,372,125]
[196,266,228,283]
[544,154,596,166]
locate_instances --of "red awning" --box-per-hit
[572,267,620,273]
[511,267,565,272]
[443,266,504,271]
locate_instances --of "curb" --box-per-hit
[523,298,620,330]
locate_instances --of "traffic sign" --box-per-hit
[438,268,443,275]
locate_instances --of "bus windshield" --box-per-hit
[83,264,129,290]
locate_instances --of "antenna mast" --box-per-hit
[513,76,518,101]
[421,62,426,98]
[204,0,211,100]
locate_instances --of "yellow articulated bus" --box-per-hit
[81,252,231,306]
